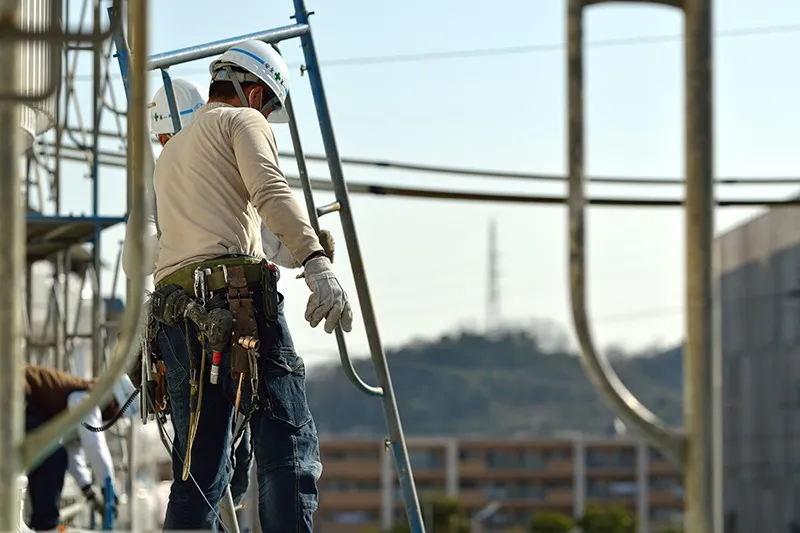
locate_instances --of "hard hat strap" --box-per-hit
[260,96,281,116]
[222,67,250,108]
[213,66,280,115]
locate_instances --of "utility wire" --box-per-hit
[70,22,800,82]
[37,142,800,189]
[35,146,800,207]
[279,151,800,187]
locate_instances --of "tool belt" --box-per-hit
[155,255,279,380]
[150,255,281,481]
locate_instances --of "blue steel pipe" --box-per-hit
[290,1,425,531]
[147,24,309,71]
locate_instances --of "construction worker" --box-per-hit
[64,435,116,517]
[24,364,138,530]
[151,40,352,531]
[123,77,336,512]
[122,77,335,280]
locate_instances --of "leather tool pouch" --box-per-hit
[261,260,279,322]
[226,265,259,379]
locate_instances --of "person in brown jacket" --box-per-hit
[23,364,137,530]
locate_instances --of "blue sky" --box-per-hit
[56,0,800,366]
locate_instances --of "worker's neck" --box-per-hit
[207,96,243,107]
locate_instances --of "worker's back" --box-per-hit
[25,364,93,422]
[153,102,266,283]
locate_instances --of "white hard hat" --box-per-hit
[208,40,290,123]
[149,78,206,135]
[111,374,139,420]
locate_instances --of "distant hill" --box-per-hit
[305,328,684,437]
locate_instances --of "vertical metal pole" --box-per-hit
[291,2,425,531]
[24,262,32,362]
[53,250,67,370]
[683,1,721,532]
[91,0,103,377]
[63,251,71,368]
[0,0,24,528]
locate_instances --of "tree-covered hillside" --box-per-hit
[305,328,683,437]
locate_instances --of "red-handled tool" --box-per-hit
[210,350,223,384]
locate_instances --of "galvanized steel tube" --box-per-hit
[0,1,24,527]
[683,1,722,531]
[566,0,683,467]
[21,0,148,472]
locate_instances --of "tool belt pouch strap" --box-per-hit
[261,260,279,322]
[226,265,258,379]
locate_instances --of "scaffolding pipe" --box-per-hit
[291,1,425,530]
[0,1,26,526]
[682,1,722,531]
[146,23,309,71]
[283,93,382,397]
[20,0,148,474]
[566,1,721,532]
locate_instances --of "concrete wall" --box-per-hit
[715,206,800,533]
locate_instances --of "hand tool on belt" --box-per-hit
[152,256,278,479]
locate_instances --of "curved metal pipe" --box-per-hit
[21,0,147,470]
[566,0,684,467]
[282,92,382,397]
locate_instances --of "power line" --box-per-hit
[35,145,800,207]
[283,151,800,187]
[37,141,800,188]
[71,22,800,82]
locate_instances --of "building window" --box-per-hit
[409,450,444,470]
[326,511,378,525]
[486,449,548,470]
[484,482,508,499]
[323,449,379,461]
[586,448,635,468]
[544,479,571,490]
[459,449,483,461]
[650,476,684,498]
[397,481,442,499]
[650,507,684,523]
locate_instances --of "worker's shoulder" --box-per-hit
[226,105,270,128]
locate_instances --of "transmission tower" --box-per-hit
[486,218,500,331]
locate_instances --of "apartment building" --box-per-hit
[715,207,800,533]
[315,435,683,533]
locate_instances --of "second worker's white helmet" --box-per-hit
[208,39,290,123]
[149,78,206,135]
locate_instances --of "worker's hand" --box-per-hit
[317,229,335,263]
[82,484,119,518]
[82,485,105,516]
[300,256,353,333]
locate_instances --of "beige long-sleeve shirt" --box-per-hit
[152,102,322,283]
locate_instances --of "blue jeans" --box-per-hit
[230,423,252,506]
[157,292,321,531]
[25,413,69,530]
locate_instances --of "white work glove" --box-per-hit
[299,256,353,333]
[262,225,336,269]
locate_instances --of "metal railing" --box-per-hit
[0,0,148,529]
[566,1,720,532]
